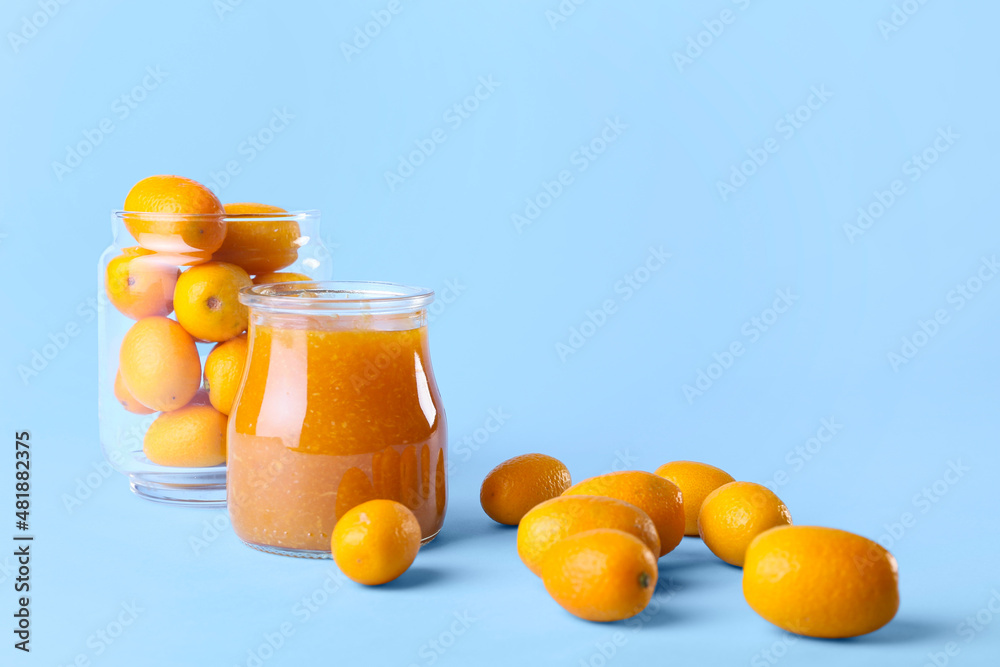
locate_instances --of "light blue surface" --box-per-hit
[1,1,999,665]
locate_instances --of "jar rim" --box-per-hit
[239,280,435,313]
[112,209,320,220]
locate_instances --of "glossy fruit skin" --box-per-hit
[698,482,792,567]
[123,175,226,253]
[143,404,227,467]
[332,500,421,586]
[173,261,252,342]
[743,526,900,638]
[563,471,684,556]
[541,529,658,622]
[204,334,247,415]
[252,271,312,285]
[213,203,300,274]
[480,453,572,525]
[655,461,735,536]
[223,203,288,214]
[119,316,201,412]
[518,495,660,576]
[113,370,154,415]
[104,248,179,320]
[125,175,225,216]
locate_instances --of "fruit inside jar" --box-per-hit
[98,176,331,507]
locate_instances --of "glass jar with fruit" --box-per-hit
[98,175,332,506]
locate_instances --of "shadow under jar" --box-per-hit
[228,281,448,558]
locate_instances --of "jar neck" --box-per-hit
[240,281,436,331]
[248,307,428,332]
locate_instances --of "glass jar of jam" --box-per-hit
[227,281,447,558]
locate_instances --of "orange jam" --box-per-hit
[227,283,446,557]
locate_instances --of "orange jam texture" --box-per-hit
[228,318,446,552]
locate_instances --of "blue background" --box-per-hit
[2,1,999,665]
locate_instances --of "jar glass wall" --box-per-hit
[227,281,447,558]
[98,209,331,506]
